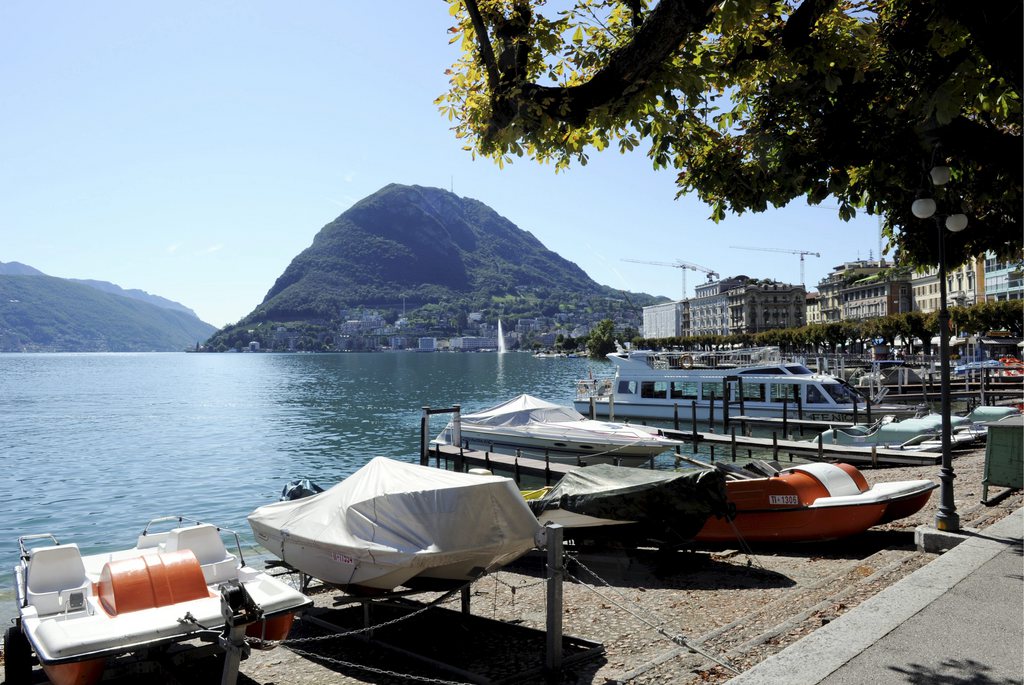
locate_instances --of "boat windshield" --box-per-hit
[824,383,861,404]
[785,365,812,375]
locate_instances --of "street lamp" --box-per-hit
[912,163,968,532]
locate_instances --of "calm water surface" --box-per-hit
[0,351,615,620]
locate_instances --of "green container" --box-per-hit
[982,414,1024,503]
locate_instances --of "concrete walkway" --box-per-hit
[728,507,1024,685]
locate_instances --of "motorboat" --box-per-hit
[6,517,311,685]
[574,345,913,422]
[432,394,683,467]
[811,406,1018,451]
[525,463,730,547]
[695,461,937,543]
[248,457,542,592]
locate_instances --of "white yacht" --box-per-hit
[574,346,906,422]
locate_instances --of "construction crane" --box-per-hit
[621,259,719,299]
[729,246,821,287]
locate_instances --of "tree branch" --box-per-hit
[488,0,718,133]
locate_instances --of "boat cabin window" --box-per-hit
[670,381,698,400]
[738,367,786,375]
[617,380,638,395]
[701,380,725,401]
[824,383,860,404]
[770,383,799,403]
[785,365,812,375]
[641,381,669,399]
[806,385,829,404]
[740,382,765,402]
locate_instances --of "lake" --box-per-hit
[1,350,628,620]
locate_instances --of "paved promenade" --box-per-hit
[727,506,1024,685]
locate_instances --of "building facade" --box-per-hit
[816,260,890,322]
[983,253,1024,302]
[689,276,747,336]
[727,281,807,334]
[642,300,688,339]
[841,270,912,320]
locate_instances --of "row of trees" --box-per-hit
[628,300,1023,355]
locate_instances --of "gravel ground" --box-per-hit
[4,447,1020,685]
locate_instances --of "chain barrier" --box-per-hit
[566,555,740,675]
[247,577,473,649]
[285,644,471,685]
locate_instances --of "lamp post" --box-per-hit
[912,164,967,532]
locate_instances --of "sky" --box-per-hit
[1,2,889,328]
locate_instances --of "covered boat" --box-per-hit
[433,394,682,467]
[6,518,311,685]
[696,462,937,543]
[248,457,542,591]
[813,406,1018,451]
[526,464,730,547]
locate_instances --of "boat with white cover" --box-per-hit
[248,457,542,592]
[432,394,683,467]
[575,346,911,422]
[6,517,311,685]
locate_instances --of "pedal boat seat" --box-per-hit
[163,524,238,584]
[25,544,92,616]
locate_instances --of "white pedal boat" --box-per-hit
[5,517,311,685]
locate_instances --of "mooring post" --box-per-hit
[818,433,824,460]
[420,408,430,466]
[782,397,789,436]
[794,385,804,436]
[852,396,859,425]
[871,445,878,468]
[545,524,565,676]
[772,432,779,460]
[452,404,461,451]
[731,429,737,462]
[981,366,988,406]
[609,394,615,421]
[545,451,552,485]
[866,396,872,424]
[709,390,716,433]
[589,396,596,420]
[737,376,745,417]
[691,401,698,445]
[722,378,732,432]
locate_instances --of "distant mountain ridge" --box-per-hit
[0,262,215,352]
[0,261,200,318]
[237,183,651,326]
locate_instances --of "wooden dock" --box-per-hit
[425,430,940,481]
[660,427,942,467]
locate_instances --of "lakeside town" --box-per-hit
[231,253,1022,355]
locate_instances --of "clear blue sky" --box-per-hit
[1,2,887,328]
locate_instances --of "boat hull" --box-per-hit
[696,463,937,543]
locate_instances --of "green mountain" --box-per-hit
[0,275,216,352]
[219,183,658,336]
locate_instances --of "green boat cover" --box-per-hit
[529,464,729,546]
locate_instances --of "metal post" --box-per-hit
[935,221,960,532]
[545,524,564,676]
[709,390,716,432]
[420,408,429,466]
[691,401,698,443]
[782,396,788,436]
[731,429,737,462]
[451,404,461,451]
[738,376,746,416]
[608,393,614,421]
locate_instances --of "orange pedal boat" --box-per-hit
[696,462,938,543]
[6,517,311,685]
